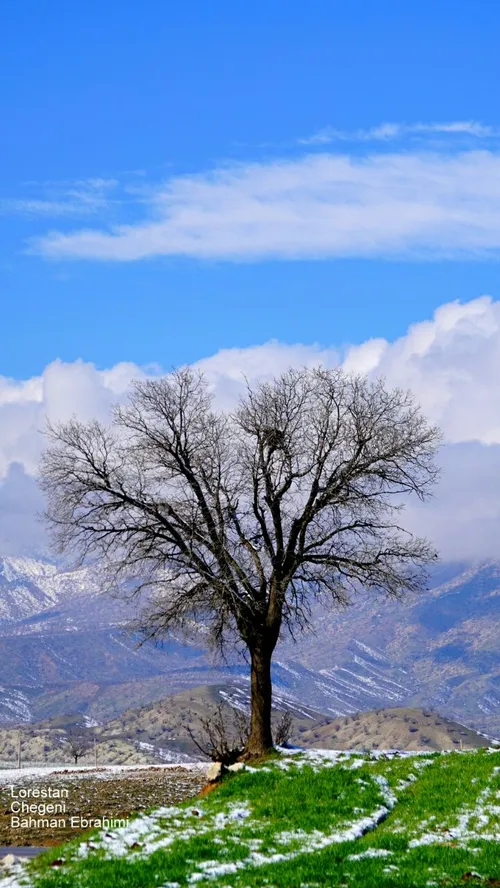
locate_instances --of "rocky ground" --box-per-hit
[0,765,207,847]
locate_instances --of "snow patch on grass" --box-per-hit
[53,757,399,884]
[184,804,397,883]
[348,848,393,860]
[0,861,32,888]
[408,765,500,847]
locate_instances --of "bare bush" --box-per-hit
[274,711,294,747]
[183,704,250,765]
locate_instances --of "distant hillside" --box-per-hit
[279,560,500,734]
[99,690,495,755]
[298,706,494,752]
[2,555,500,737]
[26,692,500,765]
[99,682,325,755]
[0,724,158,768]
[0,683,325,766]
[0,683,494,766]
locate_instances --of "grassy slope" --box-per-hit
[10,748,500,888]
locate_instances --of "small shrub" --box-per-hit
[274,712,294,747]
[182,704,249,765]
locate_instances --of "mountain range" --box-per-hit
[0,555,500,739]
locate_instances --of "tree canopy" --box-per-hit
[40,366,441,755]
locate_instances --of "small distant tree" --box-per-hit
[65,727,90,766]
[39,366,440,758]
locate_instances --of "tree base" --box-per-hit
[240,744,274,761]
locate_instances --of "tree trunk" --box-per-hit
[245,645,274,757]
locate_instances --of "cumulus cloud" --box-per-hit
[2,296,500,559]
[344,296,500,445]
[195,341,341,410]
[32,149,500,262]
[0,359,146,479]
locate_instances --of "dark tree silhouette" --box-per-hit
[65,727,91,766]
[39,366,440,757]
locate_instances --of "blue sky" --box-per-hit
[2,0,500,378]
[5,1,500,559]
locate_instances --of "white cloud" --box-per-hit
[32,149,500,262]
[0,179,118,218]
[3,296,500,559]
[347,296,500,446]
[194,341,340,410]
[298,121,496,145]
[0,359,145,479]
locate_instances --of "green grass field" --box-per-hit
[5,747,500,888]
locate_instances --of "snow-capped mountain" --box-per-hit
[1,555,500,738]
[0,556,61,622]
[0,556,124,625]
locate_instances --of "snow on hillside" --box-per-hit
[0,687,32,723]
[2,554,500,739]
[0,557,111,623]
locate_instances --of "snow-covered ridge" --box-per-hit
[0,556,58,583]
[0,556,109,623]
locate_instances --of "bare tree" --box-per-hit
[65,727,91,766]
[39,366,440,757]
